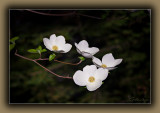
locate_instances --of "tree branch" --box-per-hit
[54,59,82,65]
[26,9,76,16]
[34,58,82,65]
[15,50,72,79]
[26,9,102,19]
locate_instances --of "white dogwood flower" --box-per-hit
[73,65,108,91]
[92,53,122,70]
[75,40,99,58]
[43,34,72,53]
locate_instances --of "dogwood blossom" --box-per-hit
[73,65,108,91]
[43,34,72,53]
[75,40,99,58]
[92,53,122,70]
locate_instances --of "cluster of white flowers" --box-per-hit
[43,34,122,91]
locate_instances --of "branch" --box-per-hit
[26,9,76,16]
[26,9,102,19]
[54,59,82,65]
[34,58,82,65]
[15,50,72,79]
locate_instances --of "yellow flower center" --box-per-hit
[88,76,95,83]
[52,45,58,51]
[101,64,107,68]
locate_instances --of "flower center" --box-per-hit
[52,45,58,51]
[101,64,107,68]
[88,76,95,83]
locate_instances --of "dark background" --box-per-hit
[10,9,150,103]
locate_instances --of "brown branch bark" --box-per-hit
[15,50,72,79]
[26,9,76,16]
[26,9,102,19]
[34,58,82,65]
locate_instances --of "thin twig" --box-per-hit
[26,9,76,16]
[15,50,33,61]
[34,58,82,65]
[15,50,72,79]
[26,9,102,19]
[34,58,49,61]
[54,59,82,65]
[33,61,72,79]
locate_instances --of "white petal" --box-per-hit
[86,47,99,55]
[102,53,115,67]
[73,70,88,86]
[78,40,89,51]
[75,43,82,54]
[50,34,57,45]
[94,68,108,81]
[76,48,82,54]
[56,35,66,47]
[83,65,97,76]
[75,43,79,48]
[92,57,102,66]
[61,43,72,53]
[43,38,52,51]
[82,52,93,58]
[86,79,102,91]
[112,59,123,67]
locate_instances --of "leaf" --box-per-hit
[10,36,19,43]
[37,50,41,54]
[27,45,47,54]
[36,46,42,54]
[10,44,15,51]
[37,45,42,51]
[27,49,38,53]
[41,49,47,53]
[78,56,85,61]
[49,54,56,61]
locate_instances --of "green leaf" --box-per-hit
[102,82,104,84]
[10,44,15,51]
[36,46,42,54]
[78,56,85,61]
[84,86,87,88]
[27,46,47,54]
[37,50,41,54]
[27,49,38,53]
[49,54,56,61]
[37,46,42,51]
[10,36,19,43]
[41,49,47,53]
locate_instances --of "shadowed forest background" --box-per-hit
[10,9,150,103]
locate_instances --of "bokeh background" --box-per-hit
[10,9,150,103]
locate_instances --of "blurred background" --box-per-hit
[10,9,150,103]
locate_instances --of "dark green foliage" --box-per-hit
[10,10,150,103]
